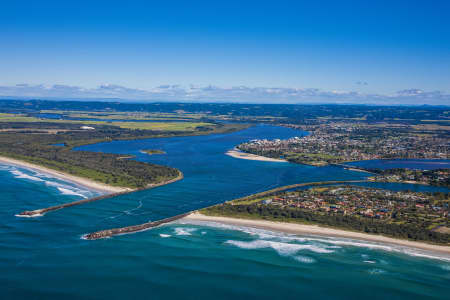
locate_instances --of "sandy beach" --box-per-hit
[226,148,287,162]
[0,156,131,193]
[185,212,450,256]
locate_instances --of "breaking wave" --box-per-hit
[4,166,94,199]
[57,187,88,198]
[294,255,316,263]
[225,239,335,255]
[11,170,44,182]
[174,227,198,236]
[181,220,450,262]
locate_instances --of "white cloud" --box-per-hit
[0,83,448,105]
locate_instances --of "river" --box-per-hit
[1,124,449,299]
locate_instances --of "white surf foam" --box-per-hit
[45,181,92,197]
[181,219,450,262]
[160,234,171,238]
[225,239,334,255]
[325,240,395,252]
[294,255,316,264]
[7,166,94,198]
[11,170,44,182]
[57,187,88,198]
[400,249,450,262]
[15,213,43,218]
[174,227,197,236]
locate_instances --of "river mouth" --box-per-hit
[2,124,450,300]
[70,124,449,230]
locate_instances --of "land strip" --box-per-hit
[184,212,450,256]
[0,156,129,193]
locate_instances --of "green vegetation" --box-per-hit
[0,120,248,188]
[203,204,450,244]
[202,185,450,244]
[115,121,213,131]
[371,168,450,188]
[0,113,215,131]
[284,152,342,166]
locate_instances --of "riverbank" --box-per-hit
[0,156,130,193]
[226,148,287,162]
[184,212,450,256]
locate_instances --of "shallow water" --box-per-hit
[1,125,449,299]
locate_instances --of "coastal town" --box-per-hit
[237,122,449,166]
[259,186,448,223]
[205,185,450,244]
[370,168,450,188]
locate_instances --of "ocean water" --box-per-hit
[1,125,449,299]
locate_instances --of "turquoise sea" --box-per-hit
[1,125,449,299]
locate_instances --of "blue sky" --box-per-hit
[1,0,449,104]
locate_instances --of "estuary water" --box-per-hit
[1,124,449,300]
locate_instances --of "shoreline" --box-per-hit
[15,169,183,217]
[0,156,130,193]
[226,148,287,162]
[184,212,450,256]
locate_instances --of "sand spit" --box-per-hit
[226,148,287,162]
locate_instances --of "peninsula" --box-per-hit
[0,115,247,190]
[236,122,449,167]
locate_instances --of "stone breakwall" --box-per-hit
[17,191,131,217]
[82,180,370,240]
[17,171,184,217]
[83,212,191,240]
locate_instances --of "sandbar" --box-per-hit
[226,148,287,162]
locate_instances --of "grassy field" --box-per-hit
[116,121,212,130]
[38,109,287,123]
[40,110,207,120]
[0,113,215,131]
[284,152,343,166]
